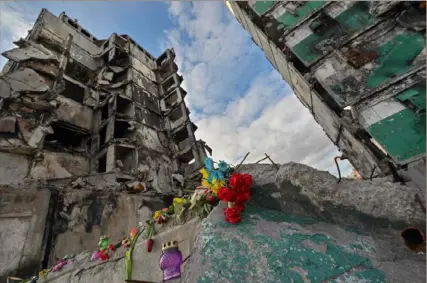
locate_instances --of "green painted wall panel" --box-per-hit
[366,33,426,88]
[251,1,275,15]
[276,1,326,31]
[197,205,385,283]
[291,2,374,66]
[367,85,426,162]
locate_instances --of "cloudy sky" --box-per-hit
[0,1,352,176]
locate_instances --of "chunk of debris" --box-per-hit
[71,177,85,188]
[172,173,184,187]
[0,117,17,134]
[116,160,124,168]
[109,66,125,73]
[28,126,53,148]
[1,68,50,94]
[2,38,58,63]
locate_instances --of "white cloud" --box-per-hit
[0,2,38,68]
[163,2,353,176]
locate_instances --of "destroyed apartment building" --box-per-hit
[226,1,426,188]
[0,8,210,191]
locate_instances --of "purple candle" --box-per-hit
[159,241,183,281]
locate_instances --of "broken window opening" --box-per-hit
[164,90,179,109]
[162,76,176,93]
[80,28,91,39]
[61,79,85,103]
[116,96,134,117]
[169,107,183,122]
[67,19,79,29]
[115,145,136,174]
[172,126,189,143]
[101,103,109,120]
[99,126,107,146]
[64,60,92,84]
[156,51,169,67]
[312,81,343,116]
[114,119,131,139]
[178,148,194,164]
[178,138,191,151]
[110,48,130,67]
[44,122,88,152]
[97,154,107,173]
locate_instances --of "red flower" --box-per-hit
[235,191,250,203]
[218,187,237,202]
[147,239,154,252]
[108,243,116,252]
[224,207,241,224]
[242,174,252,187]
[233,203,245,213]
[99,250,109,261]
[157,216,164,224]
[229,174,243,190]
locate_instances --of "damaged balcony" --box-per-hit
[116,95,135,118]
[156,49,178,82]
[160,73,183,97]
[61,75,86,103]
[171,122,198,143]
[174,144,194,164]
[43,121,89,154]
[160,87,187,112]
[168,105,190,130]
[64,57,94,85]
[114,118,133,140]
[115,143,137,179]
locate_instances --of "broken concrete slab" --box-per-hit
[2,39,58,63]
[0,116,17,134]
[2,67,50,94]
[0,152,30,184]
[0,188,51,282]
[28,126,53,148]
[238,163,426,231]
[109,66,125,73]
[181,203,426,283]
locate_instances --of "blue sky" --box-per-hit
[0,1,352,176]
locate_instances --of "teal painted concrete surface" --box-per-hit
[196,205,385,283]
[367,84,426,162]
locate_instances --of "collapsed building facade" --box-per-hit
[0,8,209,190]
[0,9,211,281]
[226,1,426,187]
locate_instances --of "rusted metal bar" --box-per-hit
[255,156,268,164]
[234,152,250,171]
[265,153,279,169]
[334,154,348,183]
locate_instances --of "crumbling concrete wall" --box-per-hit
[30,152,90,180]
[48,190,169,265]
[182,203,426,283]
[238,163,426,230]
[0,188,51,282]
[34,218,200,283]
[0,152,31,184]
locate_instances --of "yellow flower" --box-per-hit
[153,210,161,220]
[201,179,212,189]
[200,168,209,179]
[211,179,225,195]
[173,197,188,206]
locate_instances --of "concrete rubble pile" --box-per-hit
[0,8,211,283]
[2,161,425,283]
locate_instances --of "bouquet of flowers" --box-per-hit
[218,173,252,224]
